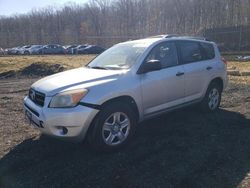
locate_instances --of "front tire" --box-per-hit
[201,82,222,112]
[88,102,136,151]
[24,51,30,55]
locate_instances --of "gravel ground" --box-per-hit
[0,77,249,188]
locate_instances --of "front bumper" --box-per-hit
[23,96,99,142]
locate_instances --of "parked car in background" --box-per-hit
[18,45,32,55]
[6,46,22,55]
[74,44,89,54]
[64,45,78,54]
[78,45,105,54]
[24,35,228,151]
[38,44,66,55]
[26,45,44,55]
[3,44,104,55]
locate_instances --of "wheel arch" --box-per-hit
[209,77,224,92]
[85,95,140,144]
[24,50,30,55]
[100,95,140,122]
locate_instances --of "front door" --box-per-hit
[140,41,185,116]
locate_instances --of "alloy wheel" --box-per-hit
[102,112,131,146]
[208,88,219,110]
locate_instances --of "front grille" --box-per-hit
[28,89,45,107]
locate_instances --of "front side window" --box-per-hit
[146,42,178,68]
[179,41,202,64]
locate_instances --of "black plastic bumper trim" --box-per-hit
[24,103,40,117]
[78,102,101,110]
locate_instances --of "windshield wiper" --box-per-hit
[87,66,109,70]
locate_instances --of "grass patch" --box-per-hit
[0,55,95,74]
[228,61,250,72]
[229,76,250,84]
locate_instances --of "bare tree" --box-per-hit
[0,0,249,48]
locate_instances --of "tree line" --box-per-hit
[0,0,249,48]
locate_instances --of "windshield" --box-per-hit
[87,43,147,70]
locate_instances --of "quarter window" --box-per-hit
[146,42,178,68]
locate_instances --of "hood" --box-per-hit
[32,67,126,96]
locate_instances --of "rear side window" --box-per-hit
[200,42,215,60]
[179,41,202,64]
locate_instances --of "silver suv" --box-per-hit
[24,35,228,151]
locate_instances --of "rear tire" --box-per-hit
[87,102,136,152]
[200,82,222,112]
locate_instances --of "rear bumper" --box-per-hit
[23,96,99,142]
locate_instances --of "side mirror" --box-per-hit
[138,59,162,74]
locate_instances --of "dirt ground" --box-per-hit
[0,61,250,187]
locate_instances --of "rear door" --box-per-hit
[140,41,185,115]
[177,41,216,102]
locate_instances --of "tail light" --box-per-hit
[221,57,227,66]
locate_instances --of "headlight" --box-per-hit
[49,89,88,108]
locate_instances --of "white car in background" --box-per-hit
[24,35,228,151]
[18,45,32,55]
[24,45,43,55]
[19,45,44,55]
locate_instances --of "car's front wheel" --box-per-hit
[88,102,136,151]
[201,82,222,112]
[24,51,30,55]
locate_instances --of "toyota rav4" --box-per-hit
[24,35,228,151]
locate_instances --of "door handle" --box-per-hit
[176,72,184,76]
[206,66,213,70]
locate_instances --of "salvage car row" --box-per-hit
[0,44,105,55]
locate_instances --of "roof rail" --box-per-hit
[148,34,179,38]
[177,36,207,41]
[147,35,167,38]
[165,35,208,41]
[148,34,208,41]
[164,34,180,38]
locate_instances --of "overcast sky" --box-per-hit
[0,0,89,16]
